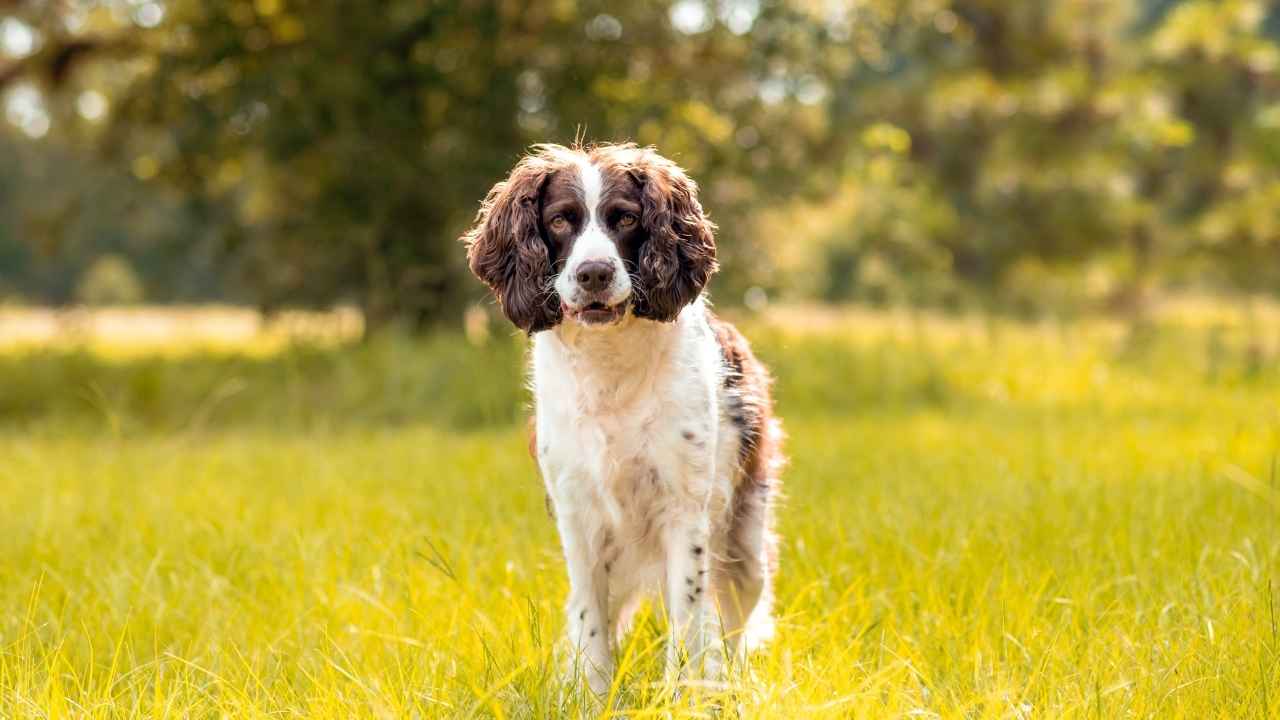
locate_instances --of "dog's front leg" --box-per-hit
[554,506,612,695]
[663,511,722,687]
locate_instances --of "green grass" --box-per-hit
[0,307,1277,717]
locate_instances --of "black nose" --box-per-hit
[575,260,615,293]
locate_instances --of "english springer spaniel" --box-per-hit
[463,143,783,693]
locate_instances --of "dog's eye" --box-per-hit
[549,215,570,233]
[616,212,637,229]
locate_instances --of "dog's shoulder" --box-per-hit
[704,311,771,404]
[704,311,780,483]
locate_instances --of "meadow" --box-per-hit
[0,304,1277,718]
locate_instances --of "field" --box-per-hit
[0,304,1277,718]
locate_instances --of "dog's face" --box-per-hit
[463,144,718,333]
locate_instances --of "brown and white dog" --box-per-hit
[462,143,783,692]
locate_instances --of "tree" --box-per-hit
[4,0,845,329]
[4,0,1278,320]
[793,0,1280,312]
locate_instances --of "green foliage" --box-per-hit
[75,253,145,305]
[4,0,839,325]
[0,132,223,304]
[2,0,1279,320]
[779,0,1280,310]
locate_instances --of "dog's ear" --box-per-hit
[462,153,563,333]
[628,150,718,322]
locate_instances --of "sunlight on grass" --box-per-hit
[0,306,1276,717]
[0,306,363,358]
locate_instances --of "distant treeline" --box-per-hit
[2,0,1278,323]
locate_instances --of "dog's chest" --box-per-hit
[550,375,704,499]
[532,327,719,524]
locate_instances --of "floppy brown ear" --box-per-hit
[630,151,718,322]
[462,156,562,333]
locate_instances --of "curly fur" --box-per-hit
[462,147,578,332]
[462,143,718,330]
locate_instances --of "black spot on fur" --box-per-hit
[692,546,703,555]
[590,628,598,637]
[682,430,696,441]
[687,594,696,604]
[579,609,586,621]
[685,577,694,586]
[711,316,767,468]
[695,586,702,595]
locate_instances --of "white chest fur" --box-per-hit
[531,301,734,570]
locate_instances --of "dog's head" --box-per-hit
[462,143,717,333]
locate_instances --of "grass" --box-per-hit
[0,304,1277,717]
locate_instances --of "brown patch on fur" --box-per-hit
[589,145,718,322]
[708,312,783,577]
[461,146,582,333]
[464,143,717,331]
[708,314,778,484]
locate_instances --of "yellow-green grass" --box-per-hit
[0,307,1277,717]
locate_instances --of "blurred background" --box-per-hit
[1,0,1279,332]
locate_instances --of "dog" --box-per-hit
[462,143,783,693]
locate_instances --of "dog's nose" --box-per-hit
[575,260,615,293]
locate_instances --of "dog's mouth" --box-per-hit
[567,299,628,325]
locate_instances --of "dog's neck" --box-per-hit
[544,303,695,411]
[552,310,679,368]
